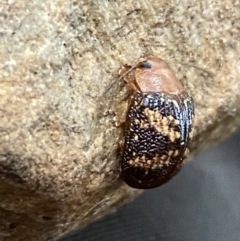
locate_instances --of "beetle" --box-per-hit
[120,56,194,189]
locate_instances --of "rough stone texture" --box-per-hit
[0,0,239,240]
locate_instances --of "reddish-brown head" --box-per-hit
[134,56,185,95]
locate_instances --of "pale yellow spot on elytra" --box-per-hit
[134,118,140,124]
[134,157,140,163]
[174,150,179,156]
[171,100,179,108]
[165,160,170,165]
[175,131,181,139]
[161,155,167,160]
[158,163,163,168]
[174,119,180,125]
[134,135,139,141]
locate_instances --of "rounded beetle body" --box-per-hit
[121,56,194,189]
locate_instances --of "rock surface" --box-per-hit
[0,0,239,240]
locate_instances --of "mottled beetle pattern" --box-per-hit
[121,56,194,189]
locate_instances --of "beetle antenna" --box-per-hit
[172,61,214,77]
[103,61,144,95]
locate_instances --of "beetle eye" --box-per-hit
[139,61,152,69]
